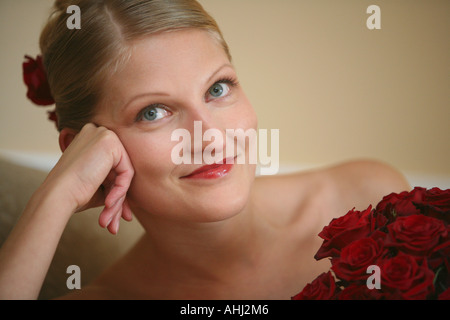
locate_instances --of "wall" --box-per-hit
[0,0,449,184]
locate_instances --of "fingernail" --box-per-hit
[106,216,113,227]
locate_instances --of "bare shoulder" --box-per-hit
[325,159,411,210]
[254,159,410,233]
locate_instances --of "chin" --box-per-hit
[189,187,252,223]
[130,187,251,225]
[130,164,256,224]
[176,171,255,223]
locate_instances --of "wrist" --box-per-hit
[30,177,78,221]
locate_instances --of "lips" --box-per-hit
[181,158,235,180]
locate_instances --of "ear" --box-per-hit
[59,128,78,152]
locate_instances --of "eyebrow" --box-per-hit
[120,63,234,112]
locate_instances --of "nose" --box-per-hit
[184,105,226,163]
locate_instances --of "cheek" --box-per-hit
[228,95,258,131]
[121,132,171,168]
[249,106,258,130]
[242,102,258,131]
[118,132,174,199]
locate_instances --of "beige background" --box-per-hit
[0,1,449,183]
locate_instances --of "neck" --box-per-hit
[133,191,270,280]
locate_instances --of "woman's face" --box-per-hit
[93,29,257,223]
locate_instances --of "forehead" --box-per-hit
[107,29,230,96]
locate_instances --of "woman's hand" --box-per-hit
[0,123,134,299]
[47,123,135,234]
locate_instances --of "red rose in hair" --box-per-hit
[22,55,54,106]
[47,110,59,129]
[315,207,372,260]
[292,272,338,300]
[387,214,447,255]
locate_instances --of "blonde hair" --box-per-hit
[40,0,230,131]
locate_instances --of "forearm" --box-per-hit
[0,125,134,299]
[0,185,74,300]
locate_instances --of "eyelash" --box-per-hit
[135,104,168,122]
[204,77,239,102]
[213,77,239,91]
[135,77,239,122]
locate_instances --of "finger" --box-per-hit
[121,198,133,222]
[106,147,134,207]
[107,207,122,235]
[98,195,125,228]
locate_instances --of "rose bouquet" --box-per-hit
[292,187,449,300]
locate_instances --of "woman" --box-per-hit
[0,0,409,299]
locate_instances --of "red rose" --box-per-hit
[426,227,450,271]
[315,207,372,260]
[292,272,339,300]
[371,209,389,230]
[337,284,385,300]
[387,214,447,255]
[296,187,450,301]
[22,55,54,106]
[414,188,450,223]
[331,234,386,281]
[375,188,426,220]
[47,110,59,128]
[438,287,450,300]
[379,254,435,299]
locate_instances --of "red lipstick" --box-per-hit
[181,159,234,180]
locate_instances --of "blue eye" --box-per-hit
[209,83,226,97]
[138,105,170,122]
[208,82,231,99]
[143,107,157,121]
